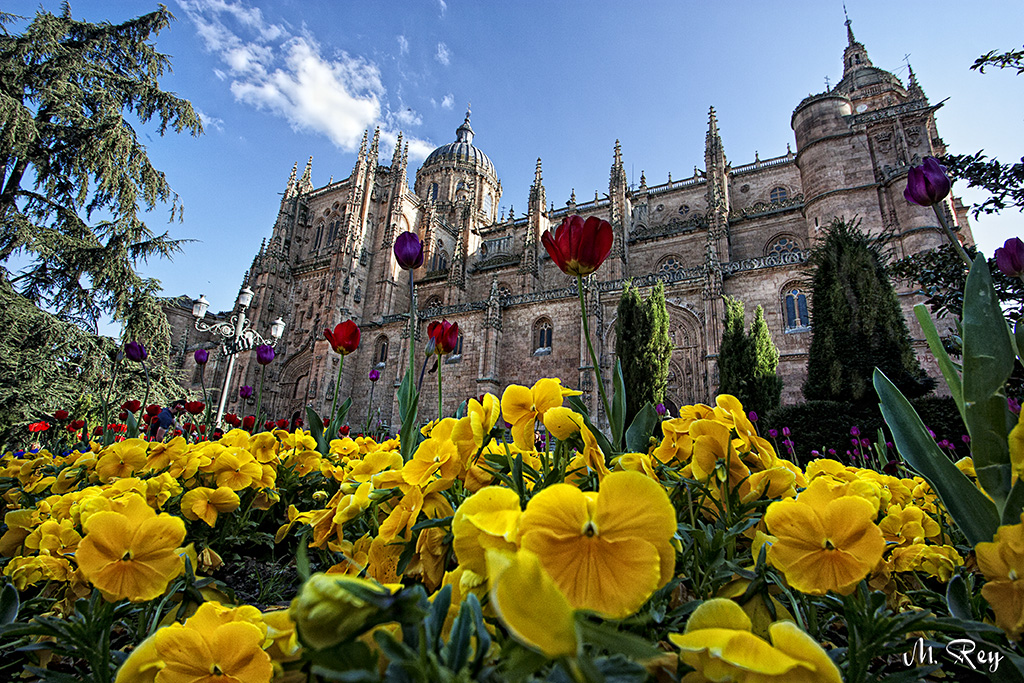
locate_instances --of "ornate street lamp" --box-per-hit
[192,286,285,424]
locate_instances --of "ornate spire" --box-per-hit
[907,62,927,100]
[705,106,726,171]
[533,158,542,185]
[456,105,474,144]
[841,12,872,77]
[370,126,380,164]
[391,131,404,168]
[284,162,298,199]
[298,156,313,193]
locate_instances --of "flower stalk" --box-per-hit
[577,274,612,426]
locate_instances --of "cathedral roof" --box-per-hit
[421,109,496,177]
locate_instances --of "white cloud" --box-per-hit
[440,93,454,109]
[397,34,409,55]
[392,106,422,127]
[195,109,225,131]
[438,0,447,15]
[435,42,451,66]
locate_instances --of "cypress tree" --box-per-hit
[717,296,753,403]
[803,219,932,404]
[748,305,782,416]
[615,281,671,427]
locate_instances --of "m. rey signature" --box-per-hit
[903,637,1003,673]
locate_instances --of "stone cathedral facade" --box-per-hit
[166,24,974,430]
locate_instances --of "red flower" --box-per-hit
[242,415,256,432]
[276,419,289,429]
[324,321,361,355]
[184,422,195,432]
[28,421,49,433]
[121,400,142,413]
[541,214,614,277]
[264,420,275,431]
[118,412,128,421]
[184,401,205,416]
[54,410,69,421]
[146,404,161,416]
[93,426,104,436]
[338,425,350,437]
[427,320,460,355]
[198,425,206,434]
[224,413,241,428]
[295,417,304,428]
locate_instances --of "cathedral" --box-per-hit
[165,22,974,430]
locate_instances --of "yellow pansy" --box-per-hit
[95,439,149,483]
[116,601,272,683]
[518,471,676,618]
[452,394,502,461]
[180,486,242,527]
[76,493,185,602]
[670,597,841,683]
[452,486,522,577]
[878,504,939,547]
[891,543,963,581]
[764,478,885,596]
[542,406,584,441]
[487,549,578,659]
[976,516,1024,640]
[209,447,264,490]
[501,378,579,450]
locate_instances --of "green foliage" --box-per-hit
[0,274,182,447]
[762,396,966,464]
[614,281,671,430]
[716,298,782,417]
[803,219,932,405]
[0,5,202,331]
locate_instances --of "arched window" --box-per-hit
[431,241,449,271]
[766,235,801,257]
[374,336,389,368]
[769,186,788,203]
[313,223,324,250]
[429,182,439,201]
[783,287,810,331]
[482,193,492,215]
[327,220,338,244]
[657,255,684,274]
[534,318,553,356]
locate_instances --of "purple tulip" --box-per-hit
[655,403,666,416]
[394,231,424,270]
[256,344,275,366]
[194,348,209,365]
[904,157,951,206]
[124,341,148,362]
[995,237,1024,278]
[239,385,254,399]
[850,426,860,437]
[768,429,778,439]
[369,369,380,382]
[748,411,758,423]
[782,426,790,437]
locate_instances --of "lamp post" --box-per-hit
[192,286,286,425]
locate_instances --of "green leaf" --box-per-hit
[574,616,662,661]
[296,530,311,583]
[875,368,999,546]
[566,395,614,458]
[306,405,327,455]
[945,574,973,621]
[0,582,19,625]
[914,304,965,424]
[625,403,658,454]
[327,397,353,443]
[962,255,1016,510]
[610,359,626,452]
[442,594,473,672]
[397,362,420,462]
[125,410,139,439]
[1015,320,1024,367]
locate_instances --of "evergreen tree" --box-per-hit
[803,219,932,404]
[716,296,753,402]
[0,5,202,331]
[615,281,671,427]
[748,305,782,417]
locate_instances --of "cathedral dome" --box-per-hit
[421,111,496,177]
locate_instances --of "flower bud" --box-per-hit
[124,341,148,362]
[904,157,951,207]
[289,573,390,649]
[194,349,209,365]
[393,231,424,270]
[256,344,275,366]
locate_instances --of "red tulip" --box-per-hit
[324,321,361,355]
[121,400,142,413]
[146,404,161,416]
[338,425,350,437]
[541,214,614,277]
[54,410,69,421]
[28,421,50,433]
[276,419,289,429]
[242,415,256,432]
[264,420,275,431]
[427,320,460,355]
[185,401,205,416]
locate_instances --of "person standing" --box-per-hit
[152,400,186,440]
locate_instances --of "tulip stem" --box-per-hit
[365,383,376,434]
[327,354,345,436]
[577,275,612,430]
[932,204,972,267]
[437,357,444,420]
[255,365,267,432]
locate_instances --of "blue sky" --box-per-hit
[6,1,1024,334]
